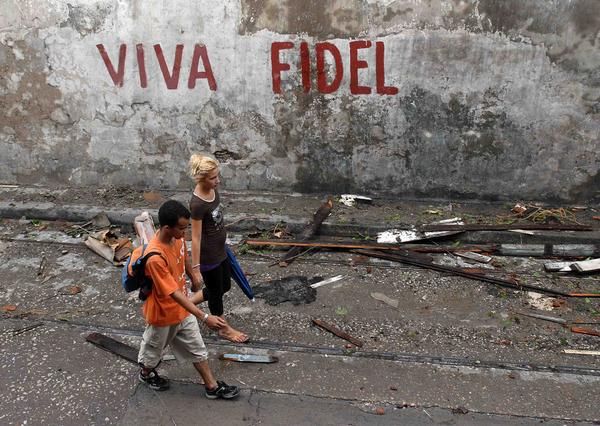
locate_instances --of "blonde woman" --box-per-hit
[188,154,248,343]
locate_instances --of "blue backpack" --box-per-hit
[121,244,161,301]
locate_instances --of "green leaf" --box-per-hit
[335,306,348,316]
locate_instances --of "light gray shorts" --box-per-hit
[138,314,208,368]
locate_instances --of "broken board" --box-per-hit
[570,258,600,273]
[86,332,138,364]
[455,251,492,264]
[310,275,344,289]
[219,353,278,363]
[544,261,574,272]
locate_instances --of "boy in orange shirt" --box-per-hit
[137,199,239,400]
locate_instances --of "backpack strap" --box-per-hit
[141,252,161,265]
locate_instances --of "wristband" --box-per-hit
[192,264,200,269]
[202,312,209,322]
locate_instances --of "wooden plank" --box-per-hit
[419,223,592,232]
[219,353,278,363]
[570,258,600,273]
[86,332,139,364]
[554,245,597,257]
[279,198,333,267]
[500,244,599,258]
[455,251,492,264]
[563,349,600,356]
[515,312,567,325]
[544,262,573,272]
[312,319,364,347]
[247,239,403,251]
[569,293,600,298]
[499,245,546,257]
[247,239,496,254]
[570,326,600,337]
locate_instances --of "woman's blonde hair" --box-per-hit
[189,154,219,181]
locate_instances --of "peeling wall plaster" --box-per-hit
[0,0,598,201]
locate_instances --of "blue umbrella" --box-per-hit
[226,246,254,301]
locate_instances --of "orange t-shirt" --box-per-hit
[142,235,189,326]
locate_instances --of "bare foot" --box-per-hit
[218,325,249,343]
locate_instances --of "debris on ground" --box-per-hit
[515,311,567,324]
[452,406,469,415]
[37,255,47,276]
[499,244,598,258]
[563,349,600,356]
[62,284,82,295]
[515,311,600,337]
[1,304,17,312]
[88,212,111,229]
[374,407,385,415]
[570,327,600,337]
[504,203,584,225]
[356,249,574,298]
[523,206,582,224]
[247,238,406,251]
[271,222,291,239]
[11,322,43,336]
[377,217,463,243]
[219,353,278,363]
[511,203,527,215]
[310,275,344,289]
[84,229,132,265]
[312,318,364,347]
[525,292,559,311]
[455,251,492,264]
[133,211,156,245]
[419,223,591,232]
[339,194,372,207]
[544,261,574,272]
[570,258,600,273]
[86,332,139,363]
[253,276,318,305]
[279,197,333,267]
[370,292,399,309]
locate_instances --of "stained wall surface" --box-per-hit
[0,0,598,201]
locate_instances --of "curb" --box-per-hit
[1,201,599,246]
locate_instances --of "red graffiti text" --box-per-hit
[96,43,217,90]
[271,40,398,95]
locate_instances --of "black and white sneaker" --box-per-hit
[205,381,239,399]
[139,369,170,391]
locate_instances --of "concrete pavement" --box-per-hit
[0,186,599,424]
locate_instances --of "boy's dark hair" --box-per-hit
[158,200,191,227]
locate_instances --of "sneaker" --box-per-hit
[205,381,239,400]
[139,369,170,391]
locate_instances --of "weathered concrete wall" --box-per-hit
[0,0,598,201]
